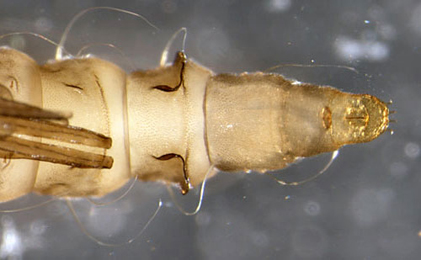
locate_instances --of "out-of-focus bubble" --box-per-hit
[378,223,418,259]
[164,201,173,208]
[410,3,421,36]
[291,226,328,258]
[404,142,420,159]
[349,189,395,227]
[195,211,211,226]
[334,36,390,62]
[265,0,292,13]
[34,17,53,33]
[0,216,22,260]
[251,231,269,247]
[389,161,408,179]
[30,220,47,236]
[87,206,128,237]
[161,0,177,14]
[303,200,321,216]
[49,200,70,217]
[196,28,231,66]
[8,35,26,51]
[378,24,397,41]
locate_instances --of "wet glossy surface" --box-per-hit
[0,1,417,259]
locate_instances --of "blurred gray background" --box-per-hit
[0,0,417,259]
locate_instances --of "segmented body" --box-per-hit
[0,47,390,202]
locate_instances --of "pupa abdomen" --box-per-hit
[0,48,390,202]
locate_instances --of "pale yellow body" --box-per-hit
[0,47,390,202]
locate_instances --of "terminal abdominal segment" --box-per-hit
[0,47,390,202]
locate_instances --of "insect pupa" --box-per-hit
[0,8,391,205]
[0,48,391,202]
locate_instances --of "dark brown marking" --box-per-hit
[153,85,177,92]
[64,83,83,91]
[322,106,332,130]
[153,153,190,194]
[94,74,111,139]
[152,51,186,92]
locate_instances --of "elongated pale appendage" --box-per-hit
[55,6,158,60]
[66,198,162,247]
[0,43,390,202]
